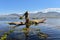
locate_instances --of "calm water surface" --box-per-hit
[0,18,60,40]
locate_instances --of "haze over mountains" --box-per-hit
[0,8,60,21]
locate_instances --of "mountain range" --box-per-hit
[0,11,60,21]
[0,8,60,21]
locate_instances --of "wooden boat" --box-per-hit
[8,22,25,25]
[8,18,46,25]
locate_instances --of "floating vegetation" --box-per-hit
[0,30,14,40]
[37,32,48,39]
[0,33,7,40]
[19,16,23,19]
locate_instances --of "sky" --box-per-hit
[0,0,60,15]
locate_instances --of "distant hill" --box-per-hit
[9,13,20,17]
[29,12,60,18]
[0,11,60,21]
[0,13,20,21]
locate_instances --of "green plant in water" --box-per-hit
[19,16,23,19]
[0,33,7,40]
[0,30,14,40]
[37,32,48,39]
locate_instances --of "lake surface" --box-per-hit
[0,18,60,40]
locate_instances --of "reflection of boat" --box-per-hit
[8,18,46,25]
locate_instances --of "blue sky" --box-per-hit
[0,0,60,14]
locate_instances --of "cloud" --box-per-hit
[29,11,38,13]
[18,8,60,14]
[40,8,60,13]
[30,8,60,13]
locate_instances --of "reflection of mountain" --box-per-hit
[0,12,60,21]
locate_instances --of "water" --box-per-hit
[0,18,60,40]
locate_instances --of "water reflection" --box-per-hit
[7,28,47,40]
[0,25,48,40]
[0,18,60,40]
